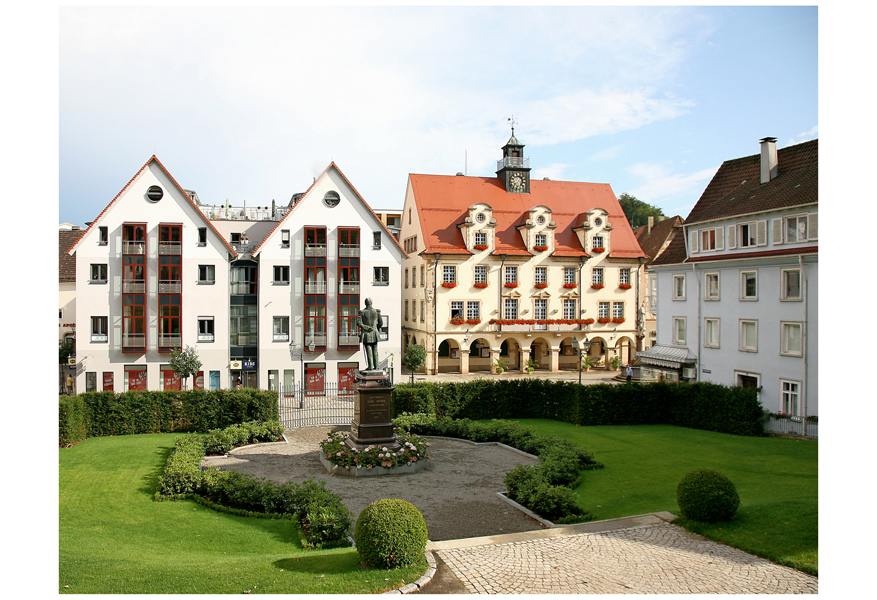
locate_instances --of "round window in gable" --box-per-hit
[536,215,546,225]
[594,217,603,226]
[146,186,163,202]
[476,213,486,222]
[323,191,340,208]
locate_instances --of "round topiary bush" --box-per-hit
[676,468,740,523]
[354,499,428,569]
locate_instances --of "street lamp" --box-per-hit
[571,335,591,385]
[289,340,304,401]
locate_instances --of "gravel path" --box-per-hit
[201,426,545,541]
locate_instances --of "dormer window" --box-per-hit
[536,215,545,225]
[535,234,547,247]
[592,235,605,251]
[474,232,487,249]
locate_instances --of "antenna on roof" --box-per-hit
[508,115,517,135]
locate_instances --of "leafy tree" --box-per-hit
[618,193,665,228]
[59,339,75,365]
[403,344,427,383]
[169,345,202,390]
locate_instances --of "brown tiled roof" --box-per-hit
[635,216,684,260]
[652,139,818,267]
[59,230,79,282]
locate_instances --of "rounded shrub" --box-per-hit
[354,499,428,569]
[676,468,740,523]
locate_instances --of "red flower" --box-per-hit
[534,282,548,289]
[533,245,548,252]
[474,282,489,289]
[504,282,519,288]
[466,318,481,325]
[563,282,577,289]
[597,317,611,324]
[612,318,625,324]
[619,283,632,290]
[450,318,465,325]
[441,282,457,288]
[592,247,605,253]
[591,284,604,290]
[474,244,488,251]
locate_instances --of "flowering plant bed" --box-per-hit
[319,429,430,472]
[488,318,596,326]
[474,244,489,250]
[441,282,457,288]
[591,247,605,253]
[563,282,577,289]
[466,318,481,325]
[619,283,632,290]
[591,284,604,290]
[612,317,625,324]
[504,282,519,288]
[534,282,548,289]
[597,317,612,324]
[533,245,548,252]
[449,318,466,325]
[474,282,489,288]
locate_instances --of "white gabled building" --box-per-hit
[647,138,818,417]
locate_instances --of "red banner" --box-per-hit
[338,366,356,393]
[194,371,204,390]
[162,370,181,391]
[127,369,147,391]
[102,372,114,391]
[306,367,325,392]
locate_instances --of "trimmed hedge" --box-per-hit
[677,468,741,523]
[391,380,764,436]
[59,388,280,446]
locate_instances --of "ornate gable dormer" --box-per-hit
[573,208,612,254]
[516,205,557,253]
[458,203,497,253]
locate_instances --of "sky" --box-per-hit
[56,4,819,227]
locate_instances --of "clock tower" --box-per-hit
[496,119,531,194]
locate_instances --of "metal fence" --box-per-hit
[277,382,355,429]
[763,415,818,438]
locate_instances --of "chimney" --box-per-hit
[647,215,654,234]
[760,137,778,183]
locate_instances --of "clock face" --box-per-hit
[510,174,525,190]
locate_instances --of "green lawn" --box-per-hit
[514,420,818,575]
[59,434,425,594]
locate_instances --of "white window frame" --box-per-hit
[739,221,758,248]
[785,214,809,243]
[450,301,464,319]
[672,317,686,345]
[467,301,480,320]
[535,233,547,247]
[504,298,518,319]
[704,317,720,348]
[281,230,290,248]
[740,270,758,300]
[612,302,624,319]
[592,235,604,250]
[197,317,215,342]
[273,316,290,342]
[592,267,604,286]
[598,301,610,319]
[780,321,803,357]
[739,319,758,352]
[505,266,518,285]
[91,316,108,342]
[704,272,720,300]
[373,266,389,285]
[474,265,488,284]
[90,263,107,283]
[564,267,576,285]
[648,274,657,312]
[700,228,717,251]
[443,265,457,284]
[781,379,802,417]
[673,274,685,300]
[781,268,802,301]
[474,231,487,247]
[535,266,547,284]
[563,298,576,320]
[619,268,630,286]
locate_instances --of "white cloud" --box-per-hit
[788,125,818,145]
[532,163,570,182]
[628,164,719,202]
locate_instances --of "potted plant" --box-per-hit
[619,283,632,290]
[582,354,598,371]
[597,317,612,324]
[466,318,481,325]
[592,246,605,253]
[533,245,548,252]
[449,317,465,325]
[609,355,622,371]
[612,317,625,324]
[563,282,577,289]
[441,281,457,288]
[534,282,548,289]
[474,244,489,251]
[474,282,489,289]
[494,356,507,374]
[524,358,536,375]
[504,282,519,288]
[591,283,604,290]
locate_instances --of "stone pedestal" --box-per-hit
[344,370,399,452]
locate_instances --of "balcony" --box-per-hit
[339,244,360,258]
[122,279,146,293]
[305,333,327,347]
[338,333,360,346]
[339,281,360,294]
[158,280,182,294]
[305,244,327,257]
[305,281,327,294]
[497,156,529,170]
[158,334,182,348]
[122,333,145,347]
[122,241,145,255]
[158,241,182,255]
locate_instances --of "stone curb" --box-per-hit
[382,551,438,594]
[422,436,539,460]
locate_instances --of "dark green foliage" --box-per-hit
[391,380,763,436]
[677,469,741,523]
[59,394,88,446]
[354,499,428,569]
[618,192,665,228]
[59,388,279,445]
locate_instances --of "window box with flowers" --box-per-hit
[473,282,489,289]
[612,317,625,324]
[591,284,604,290]
[591,247,605,253]
[466,318,481,325]
[441,281,457,289]
[533,245,548,252]
[618,283,632,290]
[449,317,466,325]
[563,282,577,289]
[488,318,597,326]
[473,244,488,251]
[504,282,519,289]
[534,282,548,289]
[597,317,612,324]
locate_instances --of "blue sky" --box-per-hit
[57,4,818,227]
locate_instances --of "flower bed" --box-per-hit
[591,247,605,253]
[612,317,625,324]
[474,282,489,289]
[450,318,466,325]
[441,281,457,288]
[597,317,612,324]
[488,318,595,326]
[466,318,481,325]
[319,429,430,473]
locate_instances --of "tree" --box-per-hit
[169,345,202,390]
[618,193,665,228]
[403,344,427,383]
[59,339,75,365]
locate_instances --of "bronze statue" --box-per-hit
[357,297,383,372]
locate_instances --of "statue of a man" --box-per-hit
[357,297,383,372]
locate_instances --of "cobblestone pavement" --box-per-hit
[434,522,818,594]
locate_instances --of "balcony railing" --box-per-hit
[305,281,327,294]
[338,333,360,345]
[158,334,182,348]
[122,241,146,255]
[339,281,360,294]
[158,280,182,294]
[497,156,529,170]
[305,244,327,257]
[122,279,146,293]
[230,283,257,295]
[158,242,182,255]
[122,333,145,347]
[339,244,360,257]
[305,333,327,347]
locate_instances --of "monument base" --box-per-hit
[344,370,399,452]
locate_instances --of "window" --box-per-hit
[673,317,686,344]
[373,267,389,284]
[592,268,604,286]
[198,227,207,245]
[273,265,290,284]
[612,302,624,320]
[564,267,576,285]
[373,231,382,249]
[781,380,802,416]
[467,301,480,320]
[305,305,326,347]
[450,301,464,319]
[91,316,108,342]
[281,230,290,247]
[739,222,759,248]
[122,294,146,350]
[197,317,215,342]
[273,316,289,342]
[598,301,610,319]
[405,300,410,321]
[443,265,457,284]
[420,265,425,287]
[739,319,758,352]
[781,269,802,300]
[475,232,487,247]
[592,235,604,250]
[231,232,242,245]
[305,266,326,294]
[98,226,108,245]
[563,298,576,320]
[648,274,657,312]
[740,271,758,300]
[85,372,97,392]
[405,268,409,288]
[705,273,720,300]
[504,298,518,320]
[91,263,107,283]
[378,316,389,342]
[230,305,258,346]
[619,268,630,286]
[476,213,485,222]
[535,233,547,247]
[785,215,808,243]
[420,300,425,322]
[781,322,803,356]
[198,265,215,284]
[505,266,518,285]
[534,298,547,321]
[700,228,716,251]
[158,295,181,350]
[535,266,547,285]
[474,265,488,284]
[673,274,685,300]
[704,318,720,348]
[411,267,416,288]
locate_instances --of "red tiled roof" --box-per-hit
[408,174,646,259]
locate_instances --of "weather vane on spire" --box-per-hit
[508,115,517,135]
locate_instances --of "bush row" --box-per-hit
[59,388,280,446]
[157,423,352,549]
[393,414,600,523]
[391,380,764,436]
[203,420,286,455]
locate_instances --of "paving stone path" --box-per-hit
[434,522,818,594]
